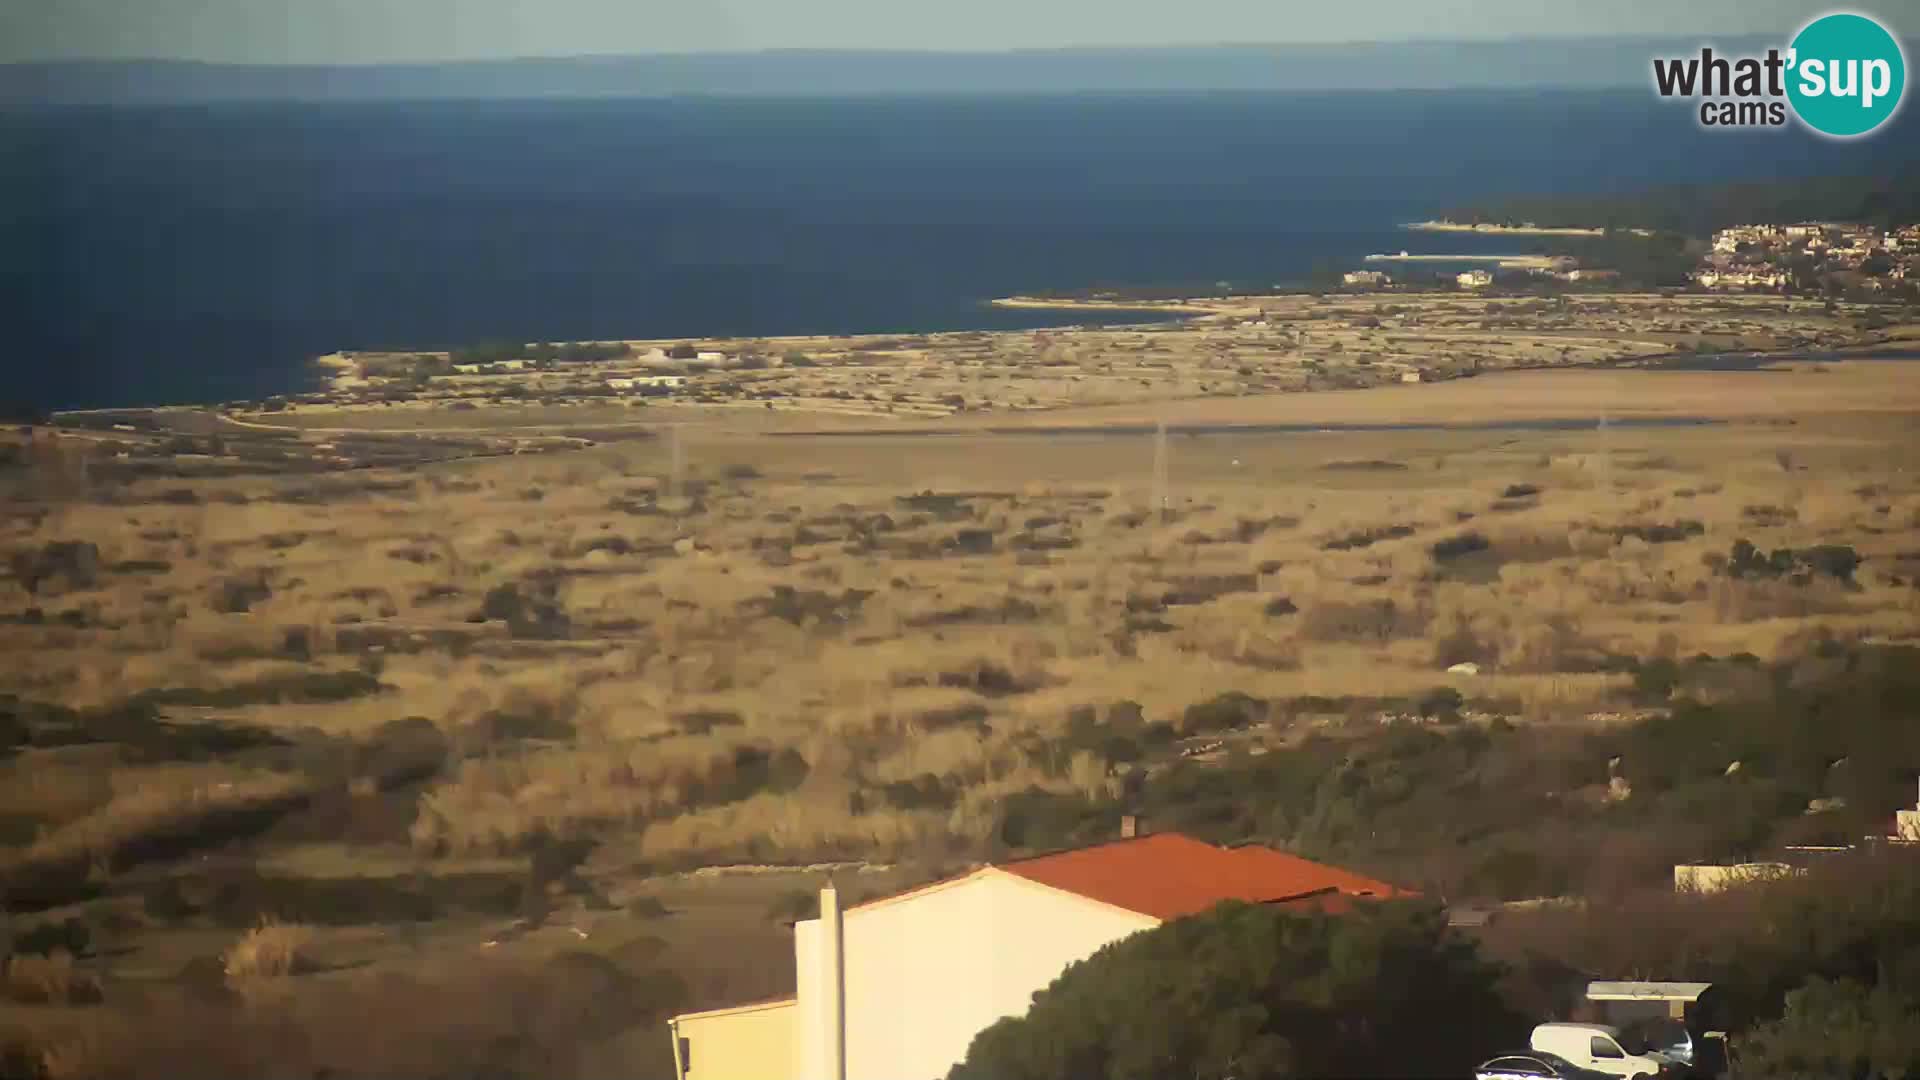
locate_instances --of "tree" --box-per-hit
[1737,978,1920,1079]
[947,900,1522,1080]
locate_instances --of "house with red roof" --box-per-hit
[667,829,1412,1080]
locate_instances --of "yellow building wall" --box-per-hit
[676,1000,797,1080]
[1673,863,1801,893]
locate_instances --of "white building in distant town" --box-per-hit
[1694,268,1786,289]
[1343,270,1390,287]
[1456,269,1493,288]
[606,375,688,392]
[450,359,529,374]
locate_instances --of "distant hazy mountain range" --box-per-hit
[0,37,1800,104]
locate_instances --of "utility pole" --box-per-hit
[1596,406,1611,498]
[1150,418,1170,523]
[667,425,685,498]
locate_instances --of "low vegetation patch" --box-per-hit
[222,919,317,979]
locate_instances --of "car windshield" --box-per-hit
[1615,1031,1648,1055]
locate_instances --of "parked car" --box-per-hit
[1475,1050,1617,1079]
[1529,1022,1683,1078]
[1617,1016,1726,1077]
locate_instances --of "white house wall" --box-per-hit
[796,871,1157,1080]
[795,920,824,1080]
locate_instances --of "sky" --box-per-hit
[1,0,1908,64]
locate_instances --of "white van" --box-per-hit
[1529,1023,1677,1078]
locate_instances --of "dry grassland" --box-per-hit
[4,338,1920,1078]
[9,370,1920,869]
[272,292,1902,430]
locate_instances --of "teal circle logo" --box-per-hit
[1786,12,1906,137]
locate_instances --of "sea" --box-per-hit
[5,90,1918,412]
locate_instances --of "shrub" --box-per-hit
[949,901,1520,1080]
[1414,687,1465,719]
[1302,598,1427,644]
[210,572,272,614]
[222,920,316,979]
[628,896,671,919]
[882,773,958,811]
[765,889,818,923]
[1724,539,1861,584]
[1322,525,1416,551]
[1611,520,1704,544]
[1431,615,1495,669]
[10,917,90,957]
[1738,977,1920,1077]
[1182,692,1266,734]
[3,949,102,1005]
[8,541,101,594]
[1430,532,1492,562]
[479,581,571,640]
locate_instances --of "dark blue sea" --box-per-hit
[4,91,1917,411]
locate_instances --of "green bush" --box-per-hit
[949,900,1521,1080]
[765,889,818,923]
[1430,531,1492,562]
[1738,977,1920,1078]
[10,917,90,957]
[1725,538,1861,584]
[1182,691,1266,734]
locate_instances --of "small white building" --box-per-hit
[1457,269,1494,288]
[672,831,1411,1080]
[1343,270,1390,287]
[1894,778,1920,841]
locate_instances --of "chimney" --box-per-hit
[819,883,847,1080]
[1120,814,1139,839]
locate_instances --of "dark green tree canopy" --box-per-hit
[948,899,1523,1080]
[1738,977,1920,1080]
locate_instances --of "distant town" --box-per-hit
[1695,221,1920,293]
[1344,220,1920,300]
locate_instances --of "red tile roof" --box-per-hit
[996,832,1413,921]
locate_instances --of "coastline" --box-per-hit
[988,296,1230,317]
[1403,220,1604,237]
[42,293,1918,421]
[1364,253,1556,269]
[1404,220,1656,238]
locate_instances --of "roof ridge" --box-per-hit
[993,830,1196,869]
